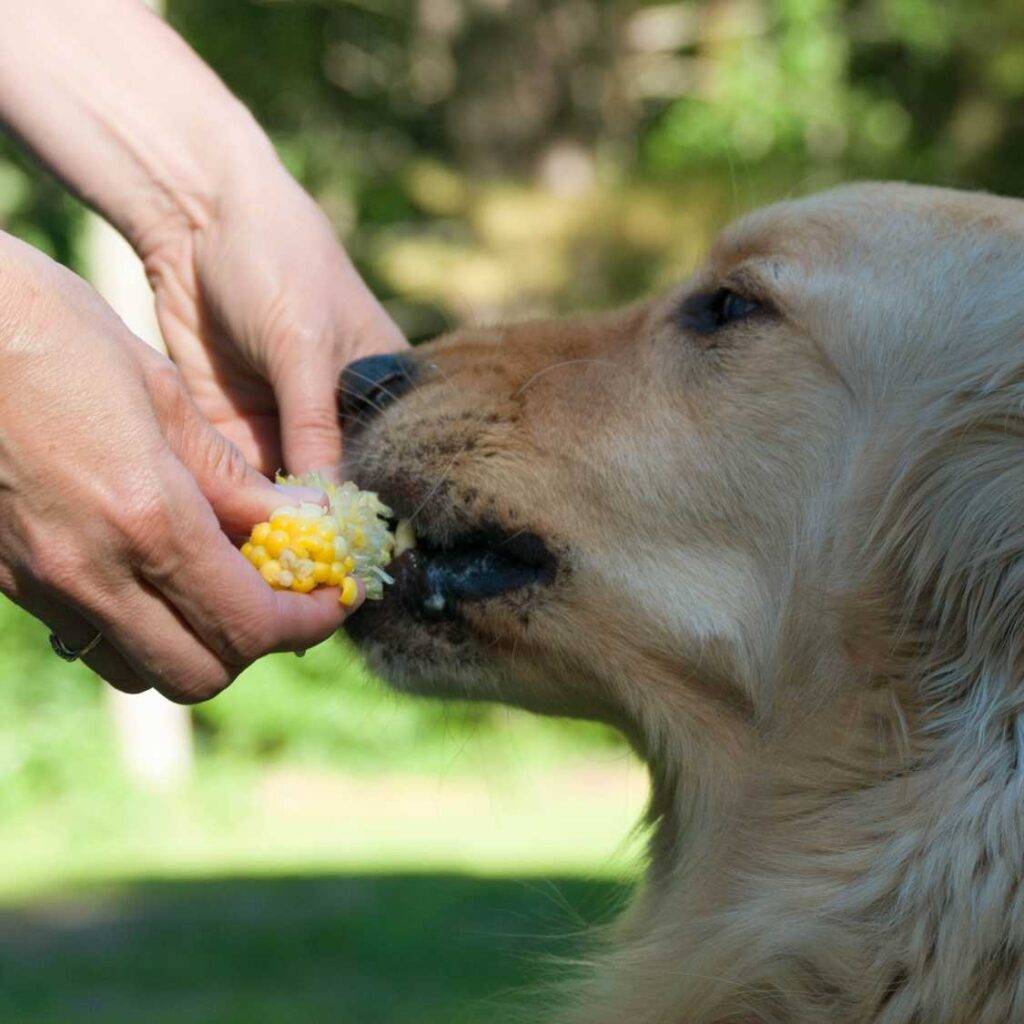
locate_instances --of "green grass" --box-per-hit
[0,757,646,1023]
[0,598,645,1023]
[0,872,627,1024]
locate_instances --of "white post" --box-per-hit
[83,0,193,791]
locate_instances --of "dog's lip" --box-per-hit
[383,521,556,621]
[398,521,551,566]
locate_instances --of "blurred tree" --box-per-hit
[3,0,1024,786]
[6,0,1024,329]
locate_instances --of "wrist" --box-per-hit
[0,0,282,259]
[0,230,68,328]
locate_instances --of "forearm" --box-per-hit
[0,0,276,251]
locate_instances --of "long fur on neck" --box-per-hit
[564,351,1024,1024]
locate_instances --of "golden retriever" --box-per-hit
[342,182,1024,1024]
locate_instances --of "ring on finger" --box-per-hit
[49,630,103,663]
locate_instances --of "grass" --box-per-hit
[0,872,627,1024]
[0,761,646,1023]
[0,599,647,1022]
[0,733,648,896]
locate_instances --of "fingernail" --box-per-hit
[274,484,329,508]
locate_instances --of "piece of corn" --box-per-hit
[240,472,397,604]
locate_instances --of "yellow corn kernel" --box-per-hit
[265,529,290,558]
[292,536,318,559]
[312,540,334,563]
[239,472,396,603]
[260,559,282,586]
[340,576,359,607]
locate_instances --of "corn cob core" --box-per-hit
[240,473,396,605]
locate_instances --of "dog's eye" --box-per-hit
[678,288,764,336]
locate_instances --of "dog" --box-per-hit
[342,182,1024,1023]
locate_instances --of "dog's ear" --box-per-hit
[844,360,1024,729]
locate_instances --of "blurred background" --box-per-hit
[2,0,1023,1020]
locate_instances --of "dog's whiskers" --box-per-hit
[513,358,616,399]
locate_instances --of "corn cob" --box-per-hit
[240,472,396,605]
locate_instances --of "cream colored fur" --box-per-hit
[347,182,1024,1023]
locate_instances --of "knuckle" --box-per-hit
[217,619,271,666]
[108,466,191,569]
[28,538,92,598]
[203,431,251,487]
[102,674,150,696]
[163,665,235,705]
[287,406,338,438]
[144,359,188,413]
[123,488,174,538]
[117,490,178,563]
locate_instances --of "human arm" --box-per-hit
[0,0,406,475]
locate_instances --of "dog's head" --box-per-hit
[344,183,1024,760]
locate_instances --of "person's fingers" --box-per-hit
[273,309,408,475]
[126,464,351,677]
[19,488,342,705]
[84,643,151,695]
[274,358,345,477]
[68,570,243,704]
[210,411,283,482]
[14,584,148,694]
[146,361,326,534]
[19,463,357,705]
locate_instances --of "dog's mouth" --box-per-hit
[384,517,556,622]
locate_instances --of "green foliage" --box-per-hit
[193,637,620,775]
[6,0,1024,318]
[0,593,620,816]
[0,602,117,819]
[4,0,1024,807]
[0,139,84,268]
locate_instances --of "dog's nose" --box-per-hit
[339,352,416,426]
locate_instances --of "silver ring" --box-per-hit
[49,630,103,662]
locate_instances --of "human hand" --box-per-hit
[0,0,406,478]
[0,232,360,702]
[139,151,408,479]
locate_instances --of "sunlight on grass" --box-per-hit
[0,760,647,903]
[0,761,646,1023]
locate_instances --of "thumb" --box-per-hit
[169,393,326,535]
[275,359,344,478]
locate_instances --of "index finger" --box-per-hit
[275,361,344,477]
[140,493,357,666]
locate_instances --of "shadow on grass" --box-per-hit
[0,873,629,1024]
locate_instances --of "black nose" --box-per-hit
[339,352,416,427]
